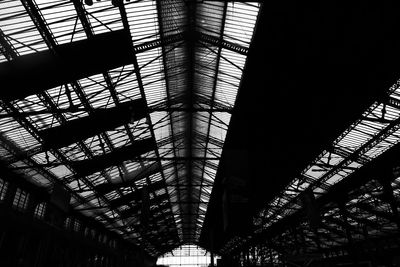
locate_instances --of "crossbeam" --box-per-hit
[73,138,156,177]
[39,99,147,150]
[0,30,133,101]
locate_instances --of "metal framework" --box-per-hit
[0,0,261,257]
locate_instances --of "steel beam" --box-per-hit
[198,31,249,55]
[72,138,156,177]
[39,99,147,150]
[0,30,133,101]
[0,29,18,61]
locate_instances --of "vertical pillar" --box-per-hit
[3,181,16,207]
[269,246,273,266]
[26,193,39,217]
[379,178,400,230]
[210,226,215,267]
[338,201,358,266]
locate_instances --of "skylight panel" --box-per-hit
[214,49,246,106]
[82,135,108,156]
[86,171,107,187]
[108,165,124,181]
[206,143,222,159]
[125,0,159,45]
[209,119,228,141]
[35,0,87,44]
[0,119,40,151]
[212,112,231,128]
[107,126,130,148]
[48,164,73,180]
[158,141,175,158]
[109,65,142,103]
[85,2,123,34]
[149,171,162,183]
[137,47,167,105]
[79,74,115,109]
[59,143,86,161]
[151,113,172,144]
[197,1,224,37]
[14,94,59,130]
[363,138,394,159]
[15,165,51,187]
[121,161,141,174]
[223,2,260,47]
[128,123,152,141]
[0,0,49,56]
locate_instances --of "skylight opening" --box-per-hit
[196,1,224,38]
[125,0,159,45]
[1,120,40,152]
[85,2,123,34]
[158,245,219,267]
[0,0,49,57]
[137,47,167,105]
[109,65,142,103]
[35,0,87,44]
[223,2,260,48]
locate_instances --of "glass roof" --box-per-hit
[0,0,261,257]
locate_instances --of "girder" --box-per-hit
[0,30,133,101]
[72,138,155,177]
[39,99,147,150]
[94,162,162,194]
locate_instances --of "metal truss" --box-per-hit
[0,0,262,257]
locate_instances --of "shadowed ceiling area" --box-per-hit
[3,1,400,265]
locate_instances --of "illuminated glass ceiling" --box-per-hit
[0,0,261,256]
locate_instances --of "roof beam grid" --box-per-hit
[155,0,186,243]
[263,110,400,231]
[117,2,182,251]
[0,30,134,102]
[71,0,94,37]
[0,12,139,241]
[0,100,131,237]
[73,1,181,248]
[193,1,228,241]
[62,82,146,225]
[20,0,57,50]
[0,29,18,60]
[354,202,400,225]
[183,0,198,243]
[71,0,143,155]
[34,93,142,234]
[197,31,248,55]
[134,32,184,54]
[38,99,147,150]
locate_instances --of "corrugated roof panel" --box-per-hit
[223,2,260,47]
[0,0,48,57]
[125,0,159,45]
[35,0,87,44]
[85,1,123,34]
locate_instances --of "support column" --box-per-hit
[379,177,400,230]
